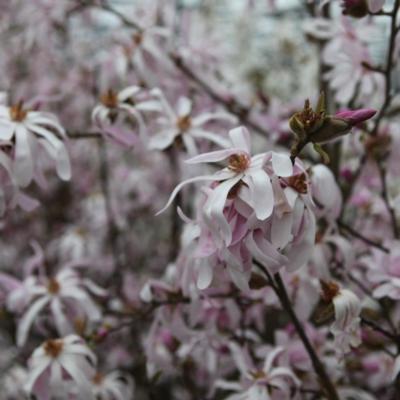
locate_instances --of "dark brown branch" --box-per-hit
[254,260,339,400]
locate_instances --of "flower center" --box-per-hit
[286,173,308,194]
[100,89,118,109]
[250,370,266,380]
[228,153,250,173]
[92,372,104,385]
[176,115,191,132]
[320,280,340,303]
[47,278,60,294]
[132,32,143,46]
[44,339,64,358]
[9,101,28,122]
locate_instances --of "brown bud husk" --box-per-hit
[308,117,351,144]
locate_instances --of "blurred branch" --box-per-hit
[98,139,124,288]
[254,261,339,400]
[337,220,389,253]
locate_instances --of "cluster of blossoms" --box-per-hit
[1,0,400,399]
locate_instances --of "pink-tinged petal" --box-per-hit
[181,134,198,156]
[372,282,393,298]
[176,97,192,117]
[263,346,284,373]
[56,146,71,181]
[228,342,252,376]
[246,231,287,271]
[58,355,94,397]
[0,120,15,140]
[332,289,361,330]
[271,153,293,177]
[229,126,251,153]
[227,263,250,292]
[14,124,33,187]
[335,108,376,125]
[117,85,141,101]
[197,263,213,290]
[247,169,274,220]
[51,298,73,336]
[271,211,293,249]
[17,296,50,346]
[368,0,385,13]
[192,112,237,127]
[25,359,50,394]
[204,175,243,244]
[190,129,231,148]
[149,129,178,150]
[185,148,243,164]
[156,172,233,215]
[135,100,163,112]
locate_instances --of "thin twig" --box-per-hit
[337,220,389,253]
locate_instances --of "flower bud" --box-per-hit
[308,116,351,144]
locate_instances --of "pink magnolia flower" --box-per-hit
[0,100,71,187]
[158,126,293,237]
[216,343,300,400]
[149,91,235,154]
[16,268,106,346]
[25,335,97,400]
[92,86,161,145]
[91,371,135,400]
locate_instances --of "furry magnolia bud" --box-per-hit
[289,93,376,163]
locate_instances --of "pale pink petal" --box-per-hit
[247,169,274,220]
[271,152,293,177]
[229,126,251,153]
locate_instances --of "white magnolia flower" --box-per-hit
[92,371,135,400]
[0,101,71,187]
[25,335,97,400]
[92,86,161,144]
[216,344,300,400]
[16,268,106,346]
[149,91,235,155]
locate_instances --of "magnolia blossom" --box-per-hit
[92,86,161,145]
[304,18,384,105]
[16,268,106,346]
[216,343,300,400]
[0,100,71,187]
[158,126,293,235]
[92,371,134,400]
[149,92,235,154]
[321,281,362,355]
[25,335,97,400]
[118,26,172,86]
[365,242,400,300]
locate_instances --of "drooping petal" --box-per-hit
[14,124,33,187]
[185,148,243,164]
[271,152,293,177]
[156,172,234,215]
[17,296,50,346]
[246,168,274,220]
